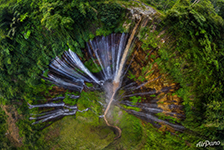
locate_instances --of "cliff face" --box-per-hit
[26,2,186,149]
[1,105,23,147]
[117,1,185,132]
[121,1,160,33]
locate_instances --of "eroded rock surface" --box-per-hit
[1,105,23,147]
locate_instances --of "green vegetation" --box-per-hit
[58,116,114,150]
[143,0,178,12]
[0,0,127,149]
[0,0,224,149]
[121,104,141,112]
[63,92,79,105]
[143,123,199,150]
[163,0,224,145]
[156,113,181,124]
[130,96,141,105]
[76,91,104,126]
[139,0,224,149]
[0,0,126,104]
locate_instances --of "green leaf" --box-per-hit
[20,12,28,22]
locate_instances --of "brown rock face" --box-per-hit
[1,105,23,147]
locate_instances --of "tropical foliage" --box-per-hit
[139,0,224,148]
[0,0,224,149]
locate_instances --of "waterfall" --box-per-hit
[29,32,130,126]
[29,18,185,139]
[113,16,142,85]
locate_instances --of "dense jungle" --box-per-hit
[0,0,224,149]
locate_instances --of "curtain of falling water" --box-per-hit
[29,27,185,137]
[29,33,129,125]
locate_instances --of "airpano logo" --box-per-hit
[196,140,220,147]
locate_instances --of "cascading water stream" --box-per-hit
[102,16,142,140]
[29,16,185,140]
[29,32,131,130]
